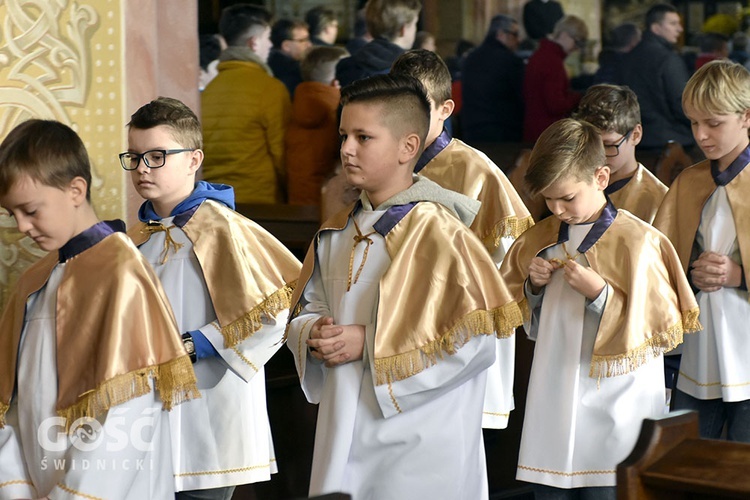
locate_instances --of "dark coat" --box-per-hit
[268,49,303,98]
[619,31,693,149]
[460,36,525,142]
[335,37,404,87]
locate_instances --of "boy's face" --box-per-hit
[540,168,610,225]
[128,125,202,217]
[601,124,641,176]
[684,103,750,166]
[339,102,417,203]
[0,175,83,251]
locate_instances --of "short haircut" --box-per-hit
[524,118,605,197]
[340,73,430,152]
[306,6,337,37]
[390,49,452,105]
[128,97,203,150]
[301,46,349,83]
[699,32,728,53]
[219,4,271,47]
[646,3,678,29]
[573,84,641,136]
[199,34,222,70]
[608,22,640,51]
[0,119,92,200]
[682,59,750,116]
[552,15,588,42]
[271,19,308,49]
[487,14,517,38]
[365,0,422,40]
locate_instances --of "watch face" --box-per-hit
[184,339,195,355]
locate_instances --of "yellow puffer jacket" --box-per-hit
[201,49,291,204]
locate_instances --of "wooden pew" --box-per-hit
[618,410,750,499]
[235,203,320,259]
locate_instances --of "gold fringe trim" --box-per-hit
[0,401,8,428]
[484,215,535,251]
[220,281,296,348]
[373,302,524,385]
[57,355,200,433]
[589,308,702,379]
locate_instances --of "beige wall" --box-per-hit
[0,0,199,307]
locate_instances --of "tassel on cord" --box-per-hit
[57,355,200,433]
[373,302,524,386]
[220,282,296,348]
[589,308,702,379]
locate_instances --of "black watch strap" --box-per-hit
[182,332,197,363]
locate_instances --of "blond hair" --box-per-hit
[682,59,750,116]
[552,15,588,42]
[525,118,605,196]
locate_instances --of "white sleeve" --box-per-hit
[0,400,36,500]
[286,260,331,404]
[372,331,497,419]
[49,386,169,500]
[196,308,287,383]
[523,279,545,341]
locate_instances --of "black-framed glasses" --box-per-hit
[119,149,195,171]
[604,130,633,158]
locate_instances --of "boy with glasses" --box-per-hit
[574,84,667,224]
[123,97,301,500]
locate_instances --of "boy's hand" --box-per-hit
[563,260,606,300]
[307,317,365,367]
[691,251,742,292]
[529,257,555,293]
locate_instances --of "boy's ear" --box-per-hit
[630,123,643,147]
[188,149,204,174]
[594,165,610,190]
[67,176,89,207]
[740,109,750,128]
[437,99,455,121]
[247,35,258,52]
[399,133,421,164]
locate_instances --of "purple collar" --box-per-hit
[711,146,750,186]
[604,175,632,195]
[414,129,452,173]
[58,220,126,263]
[556,199,617,254]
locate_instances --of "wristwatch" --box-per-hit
[182,332,197,363]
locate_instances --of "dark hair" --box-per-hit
[0,120,92,200]
[573,84,641,135]
[488,14,517,38]
[219,4,271,47]
[128,97,203,150]
[306,6,337,37]
[391,49,452,104]
[340,73,431,149]
[271,19,308,48]
[699,32,729,53]
[608,23,641,51]
[646,3,678,29]
[301,46,349,82]
[199,34,222,70]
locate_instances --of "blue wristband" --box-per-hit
[189,329,220,360]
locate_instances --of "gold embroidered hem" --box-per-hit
[485,215,535,251]
[56,482,103,500]
[590,308,701,378]
[58,355,199,431]
[373,303,522,385]
[174,459,277,477]
[221,282,296,348]
[517,465,616,477]
[0,401,7,427]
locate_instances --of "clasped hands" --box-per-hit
[307,317,365,367]
[691,251,742,292]
[529,256,606,300]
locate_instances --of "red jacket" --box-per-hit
[523,38,581,142]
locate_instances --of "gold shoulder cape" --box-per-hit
[419,139,533,252]
[0,232,199,428]
[289,201,524,386]
[129,200,302,348]
[654,160,750,293]
[607,164,667,224]
[500,210,700,378]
